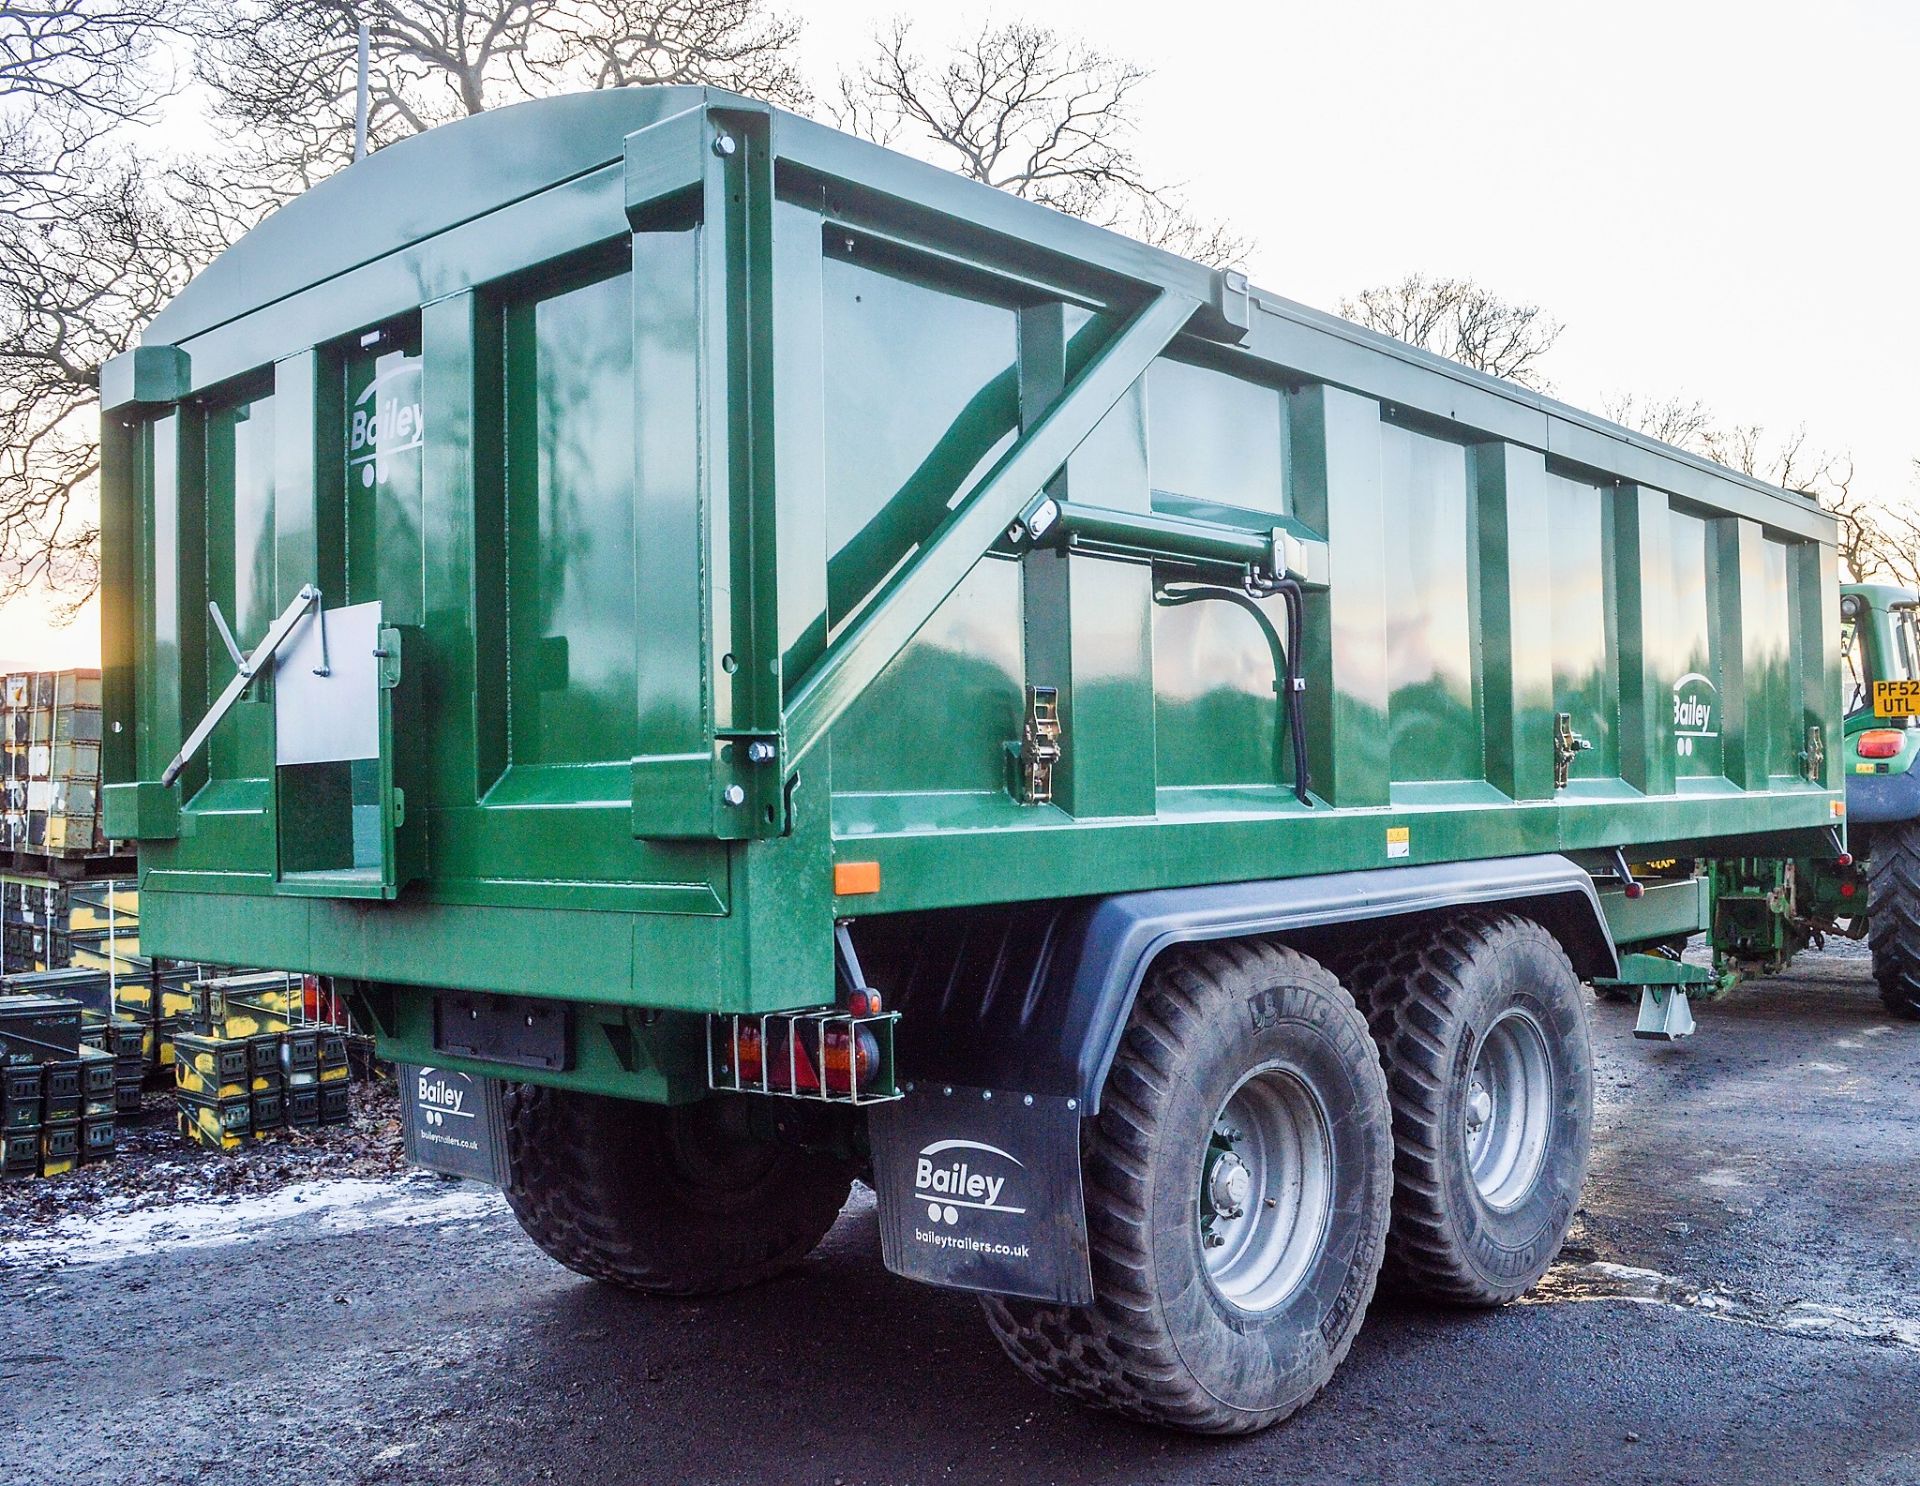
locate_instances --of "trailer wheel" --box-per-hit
[1869,820,1920,1019]
[503,1086,853,1296]
[1337,912,1592,1306]
[979,940,1391,1435]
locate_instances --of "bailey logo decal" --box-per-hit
[1672,672,1720,759]
[349,361,423,490]
[413,1066,475,1130]
[914,1138,1027,1226]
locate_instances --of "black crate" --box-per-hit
[285,1087,319,1129]
[80,1114,114,1163]
[39,1119,78,1176]
[41,1060,80,1122]
[249,1032,282,1076]
[113,1080,142,1116]
[2,1063,40,1125]
[251,1088,284,1132]
[1,966,112,1017]
[0,994,81,1064]
[318,1084,350,1126]
[1,1127,35,1177]
[280,1028,320,1075]
[79,1044,114,1099]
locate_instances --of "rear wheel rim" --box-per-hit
[1465,1009,1554,1209]
[1199,1062,1334,1313]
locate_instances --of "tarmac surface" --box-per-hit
[6,942,1919,1485]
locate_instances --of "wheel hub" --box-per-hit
[1465,1080,1492,1133]
[1208,1150,1253,1219]
[1198,1064,1335,1313]
[1464,1009,1555,1210]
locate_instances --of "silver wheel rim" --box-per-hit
[1199,1063,1334,1313]
[1465,1009,1554,1210]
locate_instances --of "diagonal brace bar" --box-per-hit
[784,289,1200,766]
[160,584,321,787]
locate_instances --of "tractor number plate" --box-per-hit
[1873,679,1920,717]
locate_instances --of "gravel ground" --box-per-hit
[4,946,1918,1485]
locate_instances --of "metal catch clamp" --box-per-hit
[1801,724,1825,783]
[1019,684,1064,805]
[1553,712,1592,789]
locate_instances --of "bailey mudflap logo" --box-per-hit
[1672,672,1720,760]
[914,1138,1027,1226]
[412,1067,475,1131]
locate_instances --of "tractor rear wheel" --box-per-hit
[503,1086,853,1295]
[1336,912,1593,1306]
[979,939,1392,1435]
[1869,820,1920,1019]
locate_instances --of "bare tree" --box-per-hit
[0,1,174,114]
[0,1,200,613]
[834,19,1247,268]
[0,0,809,617]
[1606,392,1906,582]
[1821,466,1920,589]
[1601,391,1715,450]
[200,0,808,192]
[1339,274,1562,390]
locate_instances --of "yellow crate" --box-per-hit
[39,1122,79,1177]
[204,1008,290,1039]
[66,883,137,931]
[172,1034,249,1101]
[176,1099,247,1152]
[68,940,143,971]
[111,979,153,1016]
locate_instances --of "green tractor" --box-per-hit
[1840,583,1920,1015]
[1655,585,1920,1031]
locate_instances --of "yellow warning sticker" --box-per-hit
[1386,826,1410,860]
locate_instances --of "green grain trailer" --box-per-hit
[99,89,1847,1433]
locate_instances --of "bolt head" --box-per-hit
[745,741,777,764]
[712,134,736,157]
[722,784,746,806]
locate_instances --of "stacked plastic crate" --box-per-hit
[8,670,105,857]
[173,973,352,1149]
[0,993,116,1178]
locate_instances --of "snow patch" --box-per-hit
[1536,1260,1920,1354]
[0,1176,504,1270]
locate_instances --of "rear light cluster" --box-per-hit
[707,995,902,1105]
[1858,730,1906,760]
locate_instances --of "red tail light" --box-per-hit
[1858,730,1905,759]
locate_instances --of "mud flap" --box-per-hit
[399,1064,510,1186]
[869,1085,1092,1304]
